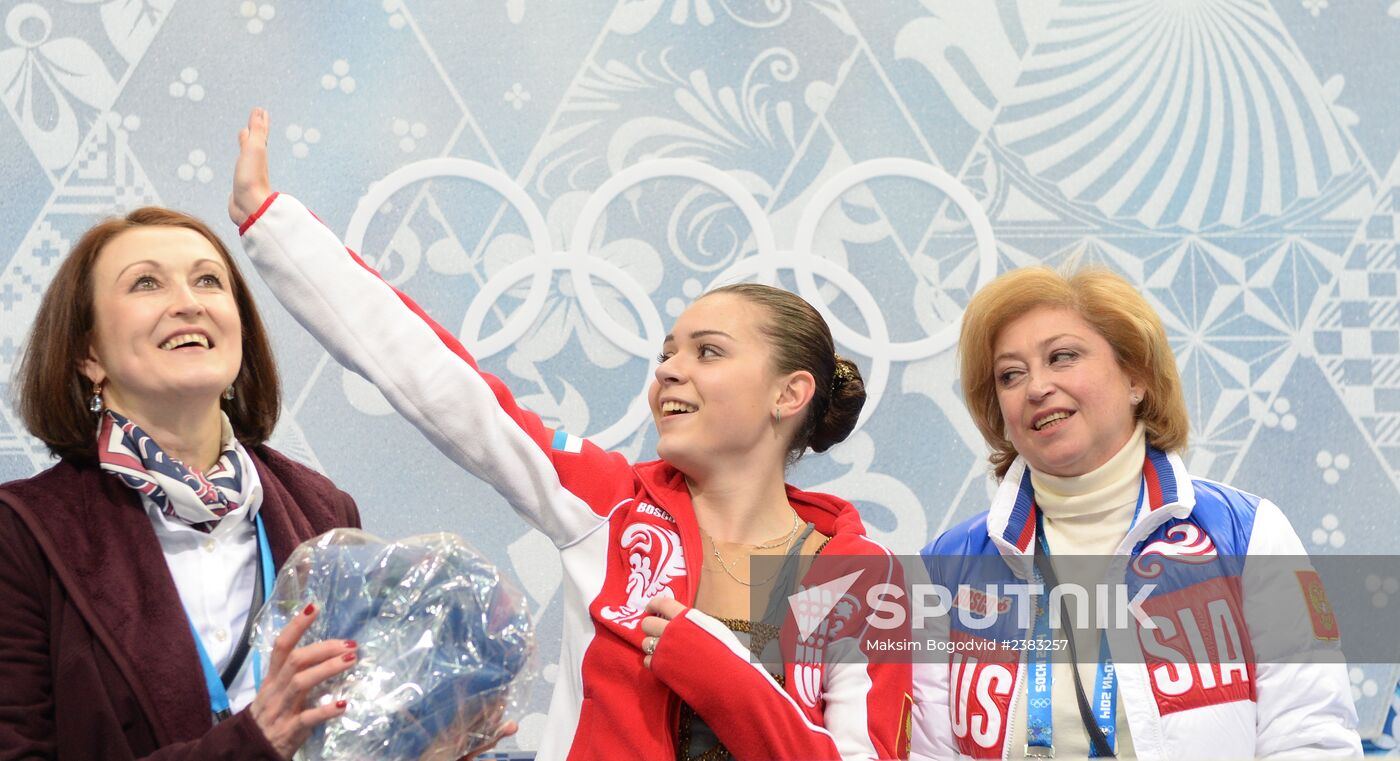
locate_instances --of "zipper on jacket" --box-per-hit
[1001,650,1027,761]
[633,473,698,755]
[1000,604,1032,761]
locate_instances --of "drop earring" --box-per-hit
[773,407,782,424]
[223,384,236,401]
[88,382,104,414]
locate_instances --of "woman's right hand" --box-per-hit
[229,107,273,228]
[247,603,357,760]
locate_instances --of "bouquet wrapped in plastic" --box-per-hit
[253,529,534,760]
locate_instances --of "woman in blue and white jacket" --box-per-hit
[911,266,1362,760]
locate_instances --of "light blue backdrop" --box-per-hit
[2,0,1399,751]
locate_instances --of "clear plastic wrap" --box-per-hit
[252,529,534,761]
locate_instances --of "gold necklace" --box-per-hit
[751,511,801,550]
[703,513,801,587]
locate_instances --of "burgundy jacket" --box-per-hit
[0,446,360,760]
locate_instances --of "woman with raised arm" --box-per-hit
[911,266,1362,760]
[228,108,911,760]
[0,207,362,760]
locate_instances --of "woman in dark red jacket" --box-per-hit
[0,208,362,760]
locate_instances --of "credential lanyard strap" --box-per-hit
[189,513,274,722]
[1025,480,1143,758]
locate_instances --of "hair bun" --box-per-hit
[810,356,865,453]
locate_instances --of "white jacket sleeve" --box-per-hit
[910,548,956,760]
[239,193,625,547]
[1245,498,1363,758]
[910,658,955,760]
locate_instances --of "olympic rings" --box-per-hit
[346,157,997,449]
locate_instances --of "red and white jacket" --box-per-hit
[240,193,913,760]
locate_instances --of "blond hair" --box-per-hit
[959,266,1188,478]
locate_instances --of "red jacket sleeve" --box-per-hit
[650,546,912,759]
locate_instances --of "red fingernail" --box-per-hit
[335,700,347,709]
[342,652,356,662]
[345,640,357,649]
[303,603,316,616]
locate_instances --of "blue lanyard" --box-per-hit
[1025,480,1144,757]
[188,514,274,721]
[1026,586,1056,753]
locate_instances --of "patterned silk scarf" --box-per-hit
[97,410,252,532]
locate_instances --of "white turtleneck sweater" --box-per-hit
[1012,423,1146,759]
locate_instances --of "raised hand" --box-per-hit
[247,603,357,759]
[229,107,273,227]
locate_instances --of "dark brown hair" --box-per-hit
[16,207,280,463]
[705,283,866,462]
[959,266,1189,478]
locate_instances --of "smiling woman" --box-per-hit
[228,107,910,760]
[0,207,372,760]
[957,268,1188,482]
[652,283,864,476]
[18,209,278,465]
[911,266,1362,760]
[82,226,246,441]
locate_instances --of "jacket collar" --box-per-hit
[1,450,299,746]
[630,459,866,540]
[986,445,1196,558]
